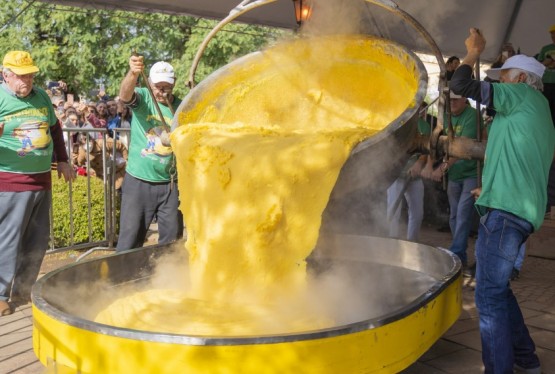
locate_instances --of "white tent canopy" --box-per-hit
[36,0,553,62]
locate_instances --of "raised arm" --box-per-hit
[119,55,144,103]
[461,28,485,68]
[451,28,493,106]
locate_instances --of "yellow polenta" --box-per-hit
[95,36,417,335]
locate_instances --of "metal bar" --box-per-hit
[76,246,113,262]
[46,241,110,255]
[164,93,175,116]
[101,132,110,244]
[85,132,93,240]
[474,57,483,188]
[67,135,75,246]
[500,0,523,53]
[110,134,117,248]
[141,69,168,127]
[132,52,169,128]
[186,0,278,95]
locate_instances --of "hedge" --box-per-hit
[50,171,119,248]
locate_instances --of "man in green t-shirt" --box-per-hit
[117,56,182,251]
[451,28,555,373]
[0,51,75,316]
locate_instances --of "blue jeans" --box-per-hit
[386,177,424,241]
[475,209,540,373]
[447,177,477,265]
[514,242,526,271]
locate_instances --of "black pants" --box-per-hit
[116,174,180,251]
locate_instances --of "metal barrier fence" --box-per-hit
[48,127,130,260]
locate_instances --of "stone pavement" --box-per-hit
[1,223,554,373]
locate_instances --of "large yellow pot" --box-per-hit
[32,235,461,373]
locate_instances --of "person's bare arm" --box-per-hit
[407,154,427,179]
[471,187,482,200]
[57,161,76,183]
[460,28,486,68]
[421,156,435,180]
[119,55,144,103]
[50,120,76,183]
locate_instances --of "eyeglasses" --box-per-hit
[13,73,35,79]
[152,84,173,93]
[11,72,36,80]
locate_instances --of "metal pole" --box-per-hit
[475,57,482,188]
[132,52,170,128]
[141,71,168,127]
[164,93,175,116]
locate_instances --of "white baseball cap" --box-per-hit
[149,61,175,85]
[449,90,463,99]
[485,55,545,81]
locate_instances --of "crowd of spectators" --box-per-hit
[44,81,131,183]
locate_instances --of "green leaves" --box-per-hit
[1,1,287,100]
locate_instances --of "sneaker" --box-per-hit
[510,268,520,281]
[514,363,541,374]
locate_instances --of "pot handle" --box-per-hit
[187,0,278,90]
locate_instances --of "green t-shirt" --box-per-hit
[538,43,555,84]
[0,84,57,174]
[443,105,480,182]
[476,83,555,230]
[126,87,182,182]
[417,117,431,136]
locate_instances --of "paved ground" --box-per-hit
[1,223,554,373]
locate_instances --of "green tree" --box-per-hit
[0,0,286,100]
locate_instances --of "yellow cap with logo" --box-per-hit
[2,51,40,75]
[549,24,555,33]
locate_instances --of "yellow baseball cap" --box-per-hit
[549,24,555,33]
[2,51,40,75]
